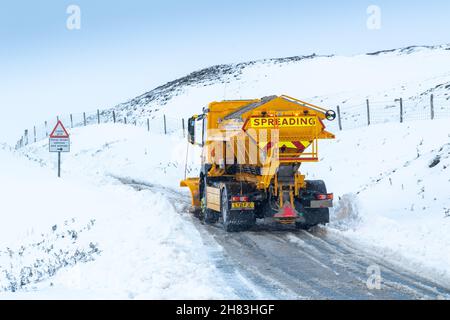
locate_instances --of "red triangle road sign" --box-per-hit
[50,120,70,138]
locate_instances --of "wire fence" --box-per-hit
[326,94,450,132]
[15,110,185,149]
[14,93,450,150]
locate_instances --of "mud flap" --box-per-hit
[301,208,330,227]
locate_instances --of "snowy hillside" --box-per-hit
[102,44,450,129]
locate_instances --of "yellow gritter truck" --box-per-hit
[181,95,336,232]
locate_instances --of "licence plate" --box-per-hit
[231,202,255,210]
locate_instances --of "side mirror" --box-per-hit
[188,117,196,144]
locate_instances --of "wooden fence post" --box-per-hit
[33,126,37,143]
[182,118,185,137]
[24,130,29,146]
[430,94,435,120]
[400,98,403,123]
[83,112,87,126]
[147,118,150,132]
[366,99,371,126]
[45,121,48,137]
[124,117,127,124]
[70,114,73,128]
[113,111,116,123]
[97,109,100,124]
[163,115,167,134]
[337,106,342,131]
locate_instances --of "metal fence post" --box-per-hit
[113,111,116,123]
[45,121,48,137]
[147,118,150,132]
[83,112,87,126]
[163,115,167,135]
[337,106,342,131]
[97,109,100,124]
[366,99,371,126]
[430,94,435,120]
[124,117,127,124]
[33,126,37,143]
[70,114,73,128]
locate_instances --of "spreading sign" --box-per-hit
[249,116,318,128]
[49,121,70,153]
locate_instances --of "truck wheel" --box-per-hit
[204,208,219,224]
[221,187,255,232]
[200,178,219,224]
[221,187,237,232]
[296,180,330,229]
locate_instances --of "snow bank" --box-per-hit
[301,119,450,281]
[0,129,230,299]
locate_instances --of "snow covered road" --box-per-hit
[119,179,450,300]
[200,225,450,300]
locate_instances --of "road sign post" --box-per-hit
[49,120,70,178]
[58,151,61,178]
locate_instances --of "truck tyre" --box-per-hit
[296,180,330,229]
[221,187,255,232]
[200,176,219,224]
[204,208,219,224]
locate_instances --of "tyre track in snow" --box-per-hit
[115,177,450,300]
[205,225,450,299]
[113,176,277,299]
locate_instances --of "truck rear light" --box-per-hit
[315,194,334,200]
[231,196,249,202]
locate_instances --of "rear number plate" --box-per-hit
[231,202,255,210]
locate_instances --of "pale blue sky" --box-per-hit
[1,0,450,142]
